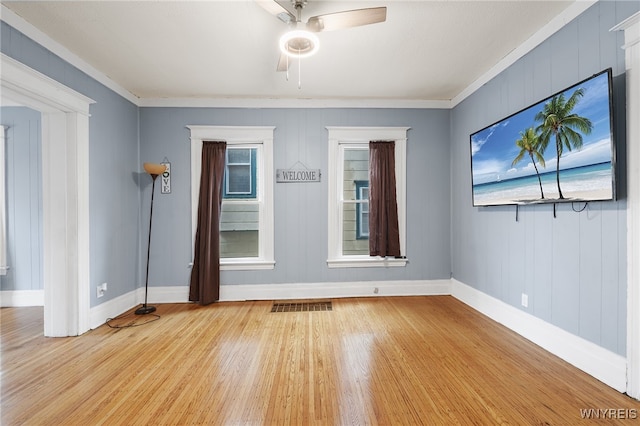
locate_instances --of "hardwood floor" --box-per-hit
[2,296,638,425]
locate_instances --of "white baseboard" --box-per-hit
[87,278,628,394]
[143,279,452,303]
[89,290,138,329]
[88,279,451,329]
[220,279,452,301]
[146,285,189,303]
[0,289,44,307]
[451,279,627,393]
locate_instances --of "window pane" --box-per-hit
[361,187,369,206]
[227,164,251,194]
[225,148,257,198]
[220,202,259,258]
[222,147,259,258]
[361,212,369,237]
[343,203,368,255]
[355,182,369,239]
[343,148,369,200]
[227,149,251,164]
[343,148,369,254]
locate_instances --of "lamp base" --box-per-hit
[135,305,157,315]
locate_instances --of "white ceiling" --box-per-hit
[1,0,580,105]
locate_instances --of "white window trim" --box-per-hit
[225,147,254,196]
[327,126,409,268]
[188,126,275,270]
[356,183,369,239]
[0,125,6,275]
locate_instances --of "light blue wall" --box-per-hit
[0,107,42,291]
[450,0,639,356]
[1,22,141,307]
[139,108,452,287]
[2,1,638,357]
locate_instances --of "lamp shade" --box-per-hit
[143,162,166,176]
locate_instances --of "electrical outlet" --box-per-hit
[521,293,528,308]
[97,282,107,298]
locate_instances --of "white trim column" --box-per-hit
[1,53,94,336]
[612,11,640,400]
[0,125,6,276]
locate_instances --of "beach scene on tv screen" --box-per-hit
[470,71,614,207]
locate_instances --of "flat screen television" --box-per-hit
[470,68,616,207]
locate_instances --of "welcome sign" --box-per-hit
[276,168,321,183]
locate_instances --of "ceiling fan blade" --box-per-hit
[306,7,386,32]
[256,0,295,25]
[276,53,290,72]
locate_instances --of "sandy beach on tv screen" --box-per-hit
[477,188,612,206]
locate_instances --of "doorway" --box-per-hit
[0,107,43,303]
[1,53,93,336]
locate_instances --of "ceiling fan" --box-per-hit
[257,0,387,72]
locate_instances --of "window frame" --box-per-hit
[224,147,257,199]
[188,125,275,270]
[0,125,6,275]
[327,126,409,268]
[354,180,369,240]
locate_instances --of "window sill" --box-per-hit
[221,259,275,271]
[327,256,408,269]
[189,260,275,271]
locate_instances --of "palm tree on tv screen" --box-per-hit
[512,127,546,199]
[535,88,593,199]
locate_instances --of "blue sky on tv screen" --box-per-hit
[470,71,613,185]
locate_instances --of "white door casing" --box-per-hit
[612,11,640,400]
[1,53,94,336]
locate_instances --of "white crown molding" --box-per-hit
[611,10,640,35]
[1,53,93,114]
[450,0,598,108]
[2,1,595,110]
[138,97,452,109]
[0,4,139,105]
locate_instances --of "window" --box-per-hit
[189,126,274,270]
[327,127,408,268]
[220,146,260,259]
[225,148,256,198]
[221,147,259,259]
[355,180,369,240]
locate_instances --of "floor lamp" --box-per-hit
[136,162,166,315]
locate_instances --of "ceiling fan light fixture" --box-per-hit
[279,29,319,58]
